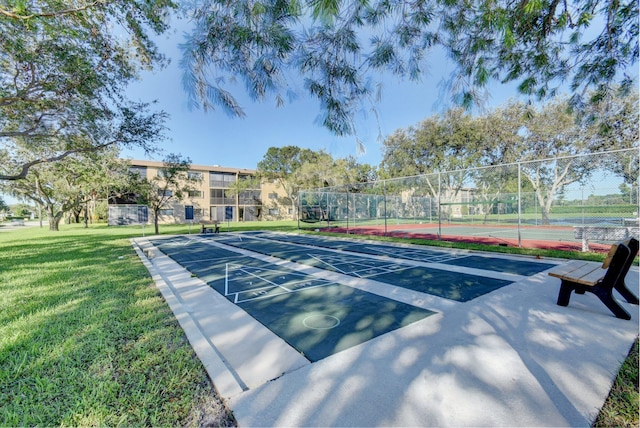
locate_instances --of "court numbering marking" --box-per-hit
[223,262,333,304]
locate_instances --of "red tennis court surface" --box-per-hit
[321,223,613,252]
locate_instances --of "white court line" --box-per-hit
[308,252,414,278]
[365,245,461,263]
[225,263,229,296]
[235,266,279,288]
[466,229,516,236]
[181,237,198,246]
[225,263,332,303]
[234,282,331,304]
[308,254,349,275]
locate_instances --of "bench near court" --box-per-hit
[549,238,639,319]
[199,220,220,234]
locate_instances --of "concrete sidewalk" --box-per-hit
[133,236,639,427]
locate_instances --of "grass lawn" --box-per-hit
[0,223,234,426]
[0,221,636,426]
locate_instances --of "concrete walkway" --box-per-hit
[132,235,639,427]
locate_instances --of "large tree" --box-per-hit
[257,146,376,218]
[502,94,638,224]
[256,146,321,218]
[0,0,175,180]
[180,0,637,136]
[381,108,486,203]
[379,91,638,224]
[136,154,198,235]
[579,90,639,191]
[1,149,127,231]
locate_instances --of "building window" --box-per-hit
[188,190,203,198]
[194,208,203,216]
[210,189,235,204]
[268,192,278,199]
[157,189,173,197]
[210,206,234,221]
[209,172,237,188]
[268,208,279,215]
[188,171,203,180]
[129,166,147,179]
[158,209,174,216]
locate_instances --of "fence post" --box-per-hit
[636,146,640,220]
[438,172,442,240]
[383,180,388,236]
[517,162,522,248]
[297,193,300,230]
[345,191,349,233]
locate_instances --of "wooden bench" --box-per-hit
[548,238,639,319]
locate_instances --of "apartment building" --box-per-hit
[117,159,292,224]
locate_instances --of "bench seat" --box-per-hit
[548,238,639,320]
[548,260,606,286]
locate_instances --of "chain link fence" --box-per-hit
[299,149,639,251]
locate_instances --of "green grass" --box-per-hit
[1,221,637,426]
[594,339,639,428]
[0,224,234,426]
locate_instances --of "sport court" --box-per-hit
[151,235,438,362]
[134,232,639,426]
[152,232,557,362]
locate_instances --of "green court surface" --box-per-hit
[239,231,556,276]
[152,236,435,362]
[442,255,555,276]
[211,234,513,301]
[153,232,556,361]
[240,232,555,276]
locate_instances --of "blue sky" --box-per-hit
[122,20,525,170]
[4,16,526,206]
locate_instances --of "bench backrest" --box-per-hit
[617,237,639,286]
[602,242,632,288]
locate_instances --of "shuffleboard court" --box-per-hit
[237,231,556,276]
[206,234,515,302]
[152,236,435,362]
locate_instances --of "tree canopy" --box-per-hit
[1,148,129,230]
[135,153,197,234]
[180,0,638,136]
[0,0,176,180]
[257,145,377,217]
[380,91,638,223]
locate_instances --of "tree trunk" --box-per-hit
[46,207,62,231]
[154,210,159,235]
[537,192,552,226]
